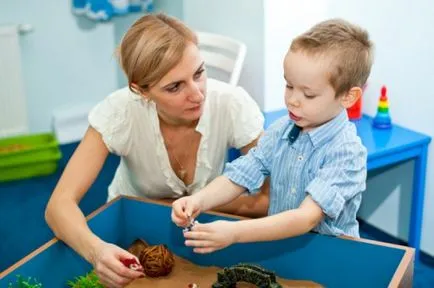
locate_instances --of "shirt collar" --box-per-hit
[282,109,348,148]
[195,96,210,136]
[307,109,348,148]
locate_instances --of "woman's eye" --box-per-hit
[286,84,293,90]
[194,69,205,80]
[167,83,180,93]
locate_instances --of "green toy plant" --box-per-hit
[67,271,104,288]
[8,275,43,288]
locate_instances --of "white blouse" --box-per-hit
[88,79,264,201]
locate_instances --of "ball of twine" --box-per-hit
[139,244,175,277]
[127,238,149,259]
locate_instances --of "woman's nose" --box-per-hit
[188,83,204,103]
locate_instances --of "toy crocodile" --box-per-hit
[212,263,282,288]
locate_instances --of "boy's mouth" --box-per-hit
[289,112,301,122]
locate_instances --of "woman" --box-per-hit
[45,13,266,288]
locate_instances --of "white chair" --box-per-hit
[196,31,247,86]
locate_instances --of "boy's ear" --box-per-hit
[340,87,362,109]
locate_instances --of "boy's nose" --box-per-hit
[287,97,300,107]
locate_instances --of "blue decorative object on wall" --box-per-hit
[72,0,153,21]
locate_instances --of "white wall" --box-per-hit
[0,0,183,134]
[264,0,329,112]
[0,0,118,133]
[263,0,434,256]
[182,0,265,108]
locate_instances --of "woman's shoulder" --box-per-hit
[88,87,145,156]
[104,86,142,106]
[90,86,145,119]
[206,79,259,113]
[203,79,264,148]
[206,78,246,98]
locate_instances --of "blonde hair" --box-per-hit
[290,19,374,97]
[117,13,197,92]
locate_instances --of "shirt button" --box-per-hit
[298,155,304,161]
[291,187,297,194]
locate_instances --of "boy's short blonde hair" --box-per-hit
[290,19,374,97]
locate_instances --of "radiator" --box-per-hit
[0,25,29,138]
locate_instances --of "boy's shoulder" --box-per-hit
[336,121,362,143]
[312,111,362,147]
[324,120,366,156]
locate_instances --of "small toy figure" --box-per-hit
[183,218,199,233]
[373,85,392,129]
[120,258,144,272]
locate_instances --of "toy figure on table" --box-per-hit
[373,85,392,129]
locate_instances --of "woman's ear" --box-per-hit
[340,87,362,109]
[131,83,151,101]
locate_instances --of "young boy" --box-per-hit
[172,18,373,254]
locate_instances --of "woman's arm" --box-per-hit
[45,127,109,262]
[46,127,144,286]
[239,133,261,155]
[213,133,270,218]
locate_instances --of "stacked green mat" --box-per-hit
[0,133,62,182]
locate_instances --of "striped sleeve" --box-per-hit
[223,120,281,194]
[306,141,367,219]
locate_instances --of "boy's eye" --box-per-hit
[286,84,293,89]
[304,94,316,99]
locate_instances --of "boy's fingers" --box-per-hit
[172,214,187,227]
[190,223,209,232]
[191,209,201,219]
[173,206,185,219]
[185,203,194,218]
[172,202,189,222]
[184,239,214,248]
[193,247,216,254]
[183,231,208,240]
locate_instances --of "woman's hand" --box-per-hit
[90,242,144,288]
[183,220,238,254]
[171,196,202,227]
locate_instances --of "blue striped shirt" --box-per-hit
[224,110,367,237]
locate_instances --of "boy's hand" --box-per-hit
[171,196,201,227]
[183,220,238,254]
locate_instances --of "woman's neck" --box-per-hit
[158,113,199,130]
